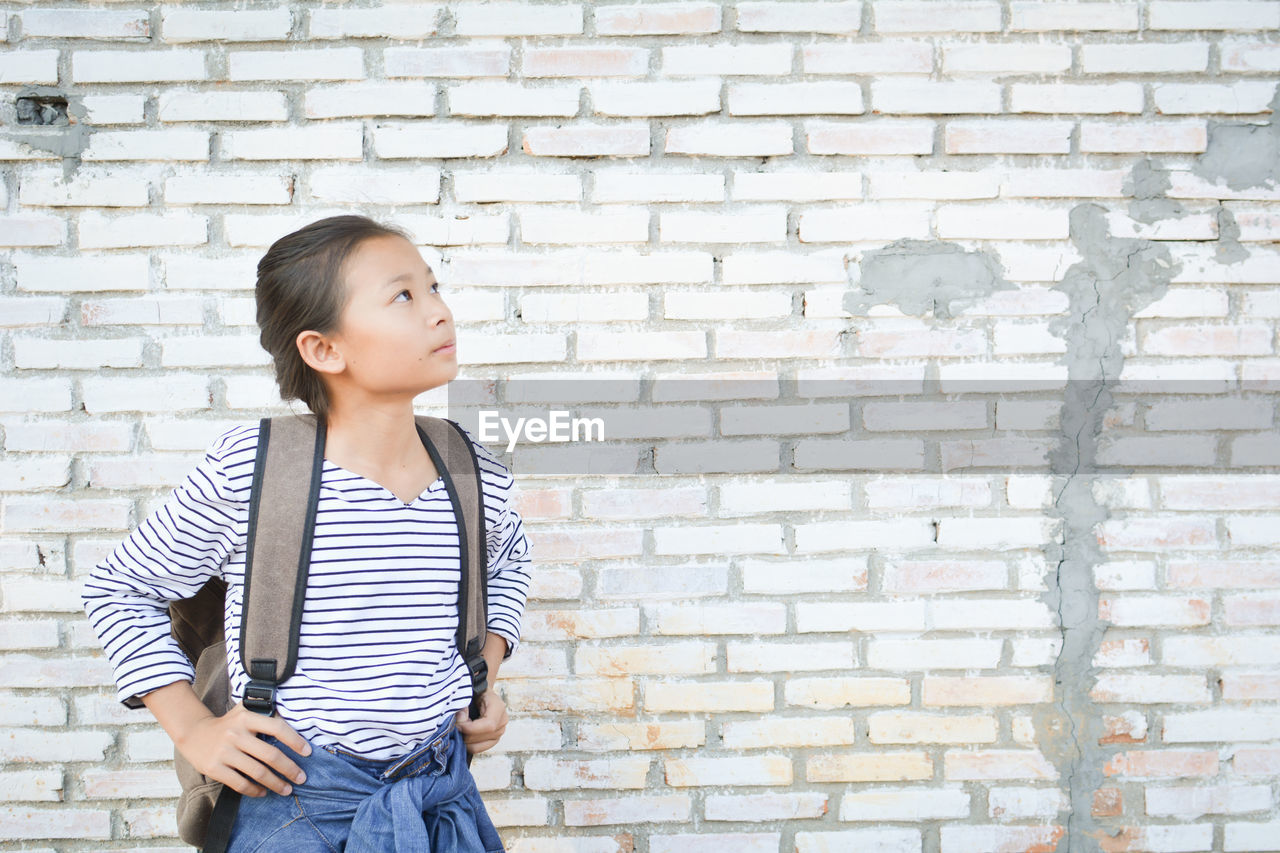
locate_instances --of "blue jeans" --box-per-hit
[225,715,504,853]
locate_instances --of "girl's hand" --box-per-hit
[456,690,508,755]
[175,701,312,798]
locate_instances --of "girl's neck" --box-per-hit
[321,396,427,476]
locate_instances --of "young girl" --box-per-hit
[81,215,531,852]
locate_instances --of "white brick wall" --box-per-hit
[1,0,1278,849]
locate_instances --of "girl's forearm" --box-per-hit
[139,679,217,749]
[481,631,508,687]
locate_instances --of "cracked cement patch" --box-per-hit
[1192,85,1280,192]
[843,239,1018,320]
[4,87,92,174]
[1124,158,1187,224]
[1041,203,1183,853]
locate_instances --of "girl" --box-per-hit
[82,215,531,852]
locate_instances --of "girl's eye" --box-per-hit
[429,282,441,294]
[393,289,411,302]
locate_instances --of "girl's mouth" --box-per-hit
[434,341,456,353]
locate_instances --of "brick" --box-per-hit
[304,82,437,119]
[1080,120,1207,153]
[598,565,727,599]
[165,172,293,205]
[453,171,578,202]
[454,3,583,36]
[733,170,862,201]
[923,676,1053,706]
[78,211,207,249]
[705,792,828,821]
[523,757,648,790]
[448,83,581,117]
[0,727,113,762]
[158,90,289,123]
[308,166,441,204]
[799,203,931,242]
[0,216,63,247]
[160,253,257,291]
[223,124,363,160]
[648,601,786,634]
[1163,710,1280,743]
[159,334,270,368]
[228,48,364,81]
[375,124,509,159]
[18,169,148,207]
[519,209,646,244]
[736,1,862,32]
[1,420,132,452]
[989,786,1068,820]
[577,720,704,752]
[938,202,1070,240]
[730,81,865,116]
[660,209,786,243]
[161,7,291,41]
[1090,676,1208,701]
[591,80,720,116]
[796,600,927,632]
[941,826,1065,853]
[564,795,689,826]
[524,47,648,77]
[1149,1,1279,30]
[807,752,932,782]
[1099,595,1210,627]
[82,768,181,799]
[384,46,511,78]
[874,1,1001,32]
[508,839,631,853]
[0,297,65,327]
[1009,2,1139,31]
[661,44,791,76]
[666,755,791,787]
[644,680,774,713]
[870,713,997,745]
[721,717,856,749]
[0,693,66,726]
[72,49,206,82]
[1233,748,1280,776]
[1105,750,1218,780]
[1225,593,1280,626]
[807,119,934,155]
[785,677,909,709]
[740,556,865,592]
[0,458,70,492]
[1,499,132,533]
[80,129,209,161]
[726,641,854,673]
[883,560,1007,592]
[945,120,1073,154]
[1222,40,1280,74]
[576,642,714,676]
[944,749,1056,781]
[522,124,648,157]
[501,678,633,713]
[944,43,1071,74]
[931,598,1055,630]
[1082,42,1210,74]
[520,608,638,640]
[20,9,148,39]
[798,830,921,853]
[391,213,509,246]
[0,49,58,82]
[0,620,61,651]
[0,806,111,841]
[1146,785,1271,819]
[666,122,793,156]
[80,94,146,124]
[592,171,722,203]
[840,786,969,821]
[1011,82,1143,114]
[1156,82,1279,115]
[652,835,780,853]
[308,5,441,38]
[665,290,790,320]
[0,769,61,803]
[1093,638,1152,667]
[82,375,210,414]
[594,3,721,35]
[12,337,143,370]
[803,42,933,74]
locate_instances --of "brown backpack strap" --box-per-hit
[239,413,325,715]
[415,416,489,716]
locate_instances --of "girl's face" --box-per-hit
[322,234,458,402]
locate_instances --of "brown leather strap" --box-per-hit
[240,414,325,710]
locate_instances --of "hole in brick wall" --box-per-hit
[16,95,69,126]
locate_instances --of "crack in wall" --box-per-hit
[1041,205,1180,853]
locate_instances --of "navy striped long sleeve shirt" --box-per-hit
[81,421,532,761]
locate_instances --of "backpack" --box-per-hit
[158,413,490,853]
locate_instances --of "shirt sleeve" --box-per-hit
[460,425,531,661]
[80,427,248,708]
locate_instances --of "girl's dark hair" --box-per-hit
[256,214,414,420]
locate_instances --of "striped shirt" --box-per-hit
[81,421,531,761]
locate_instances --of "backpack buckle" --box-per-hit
[467,656,488,696]
[243,680,277,715]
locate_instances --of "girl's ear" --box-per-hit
[296,329,345,376]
